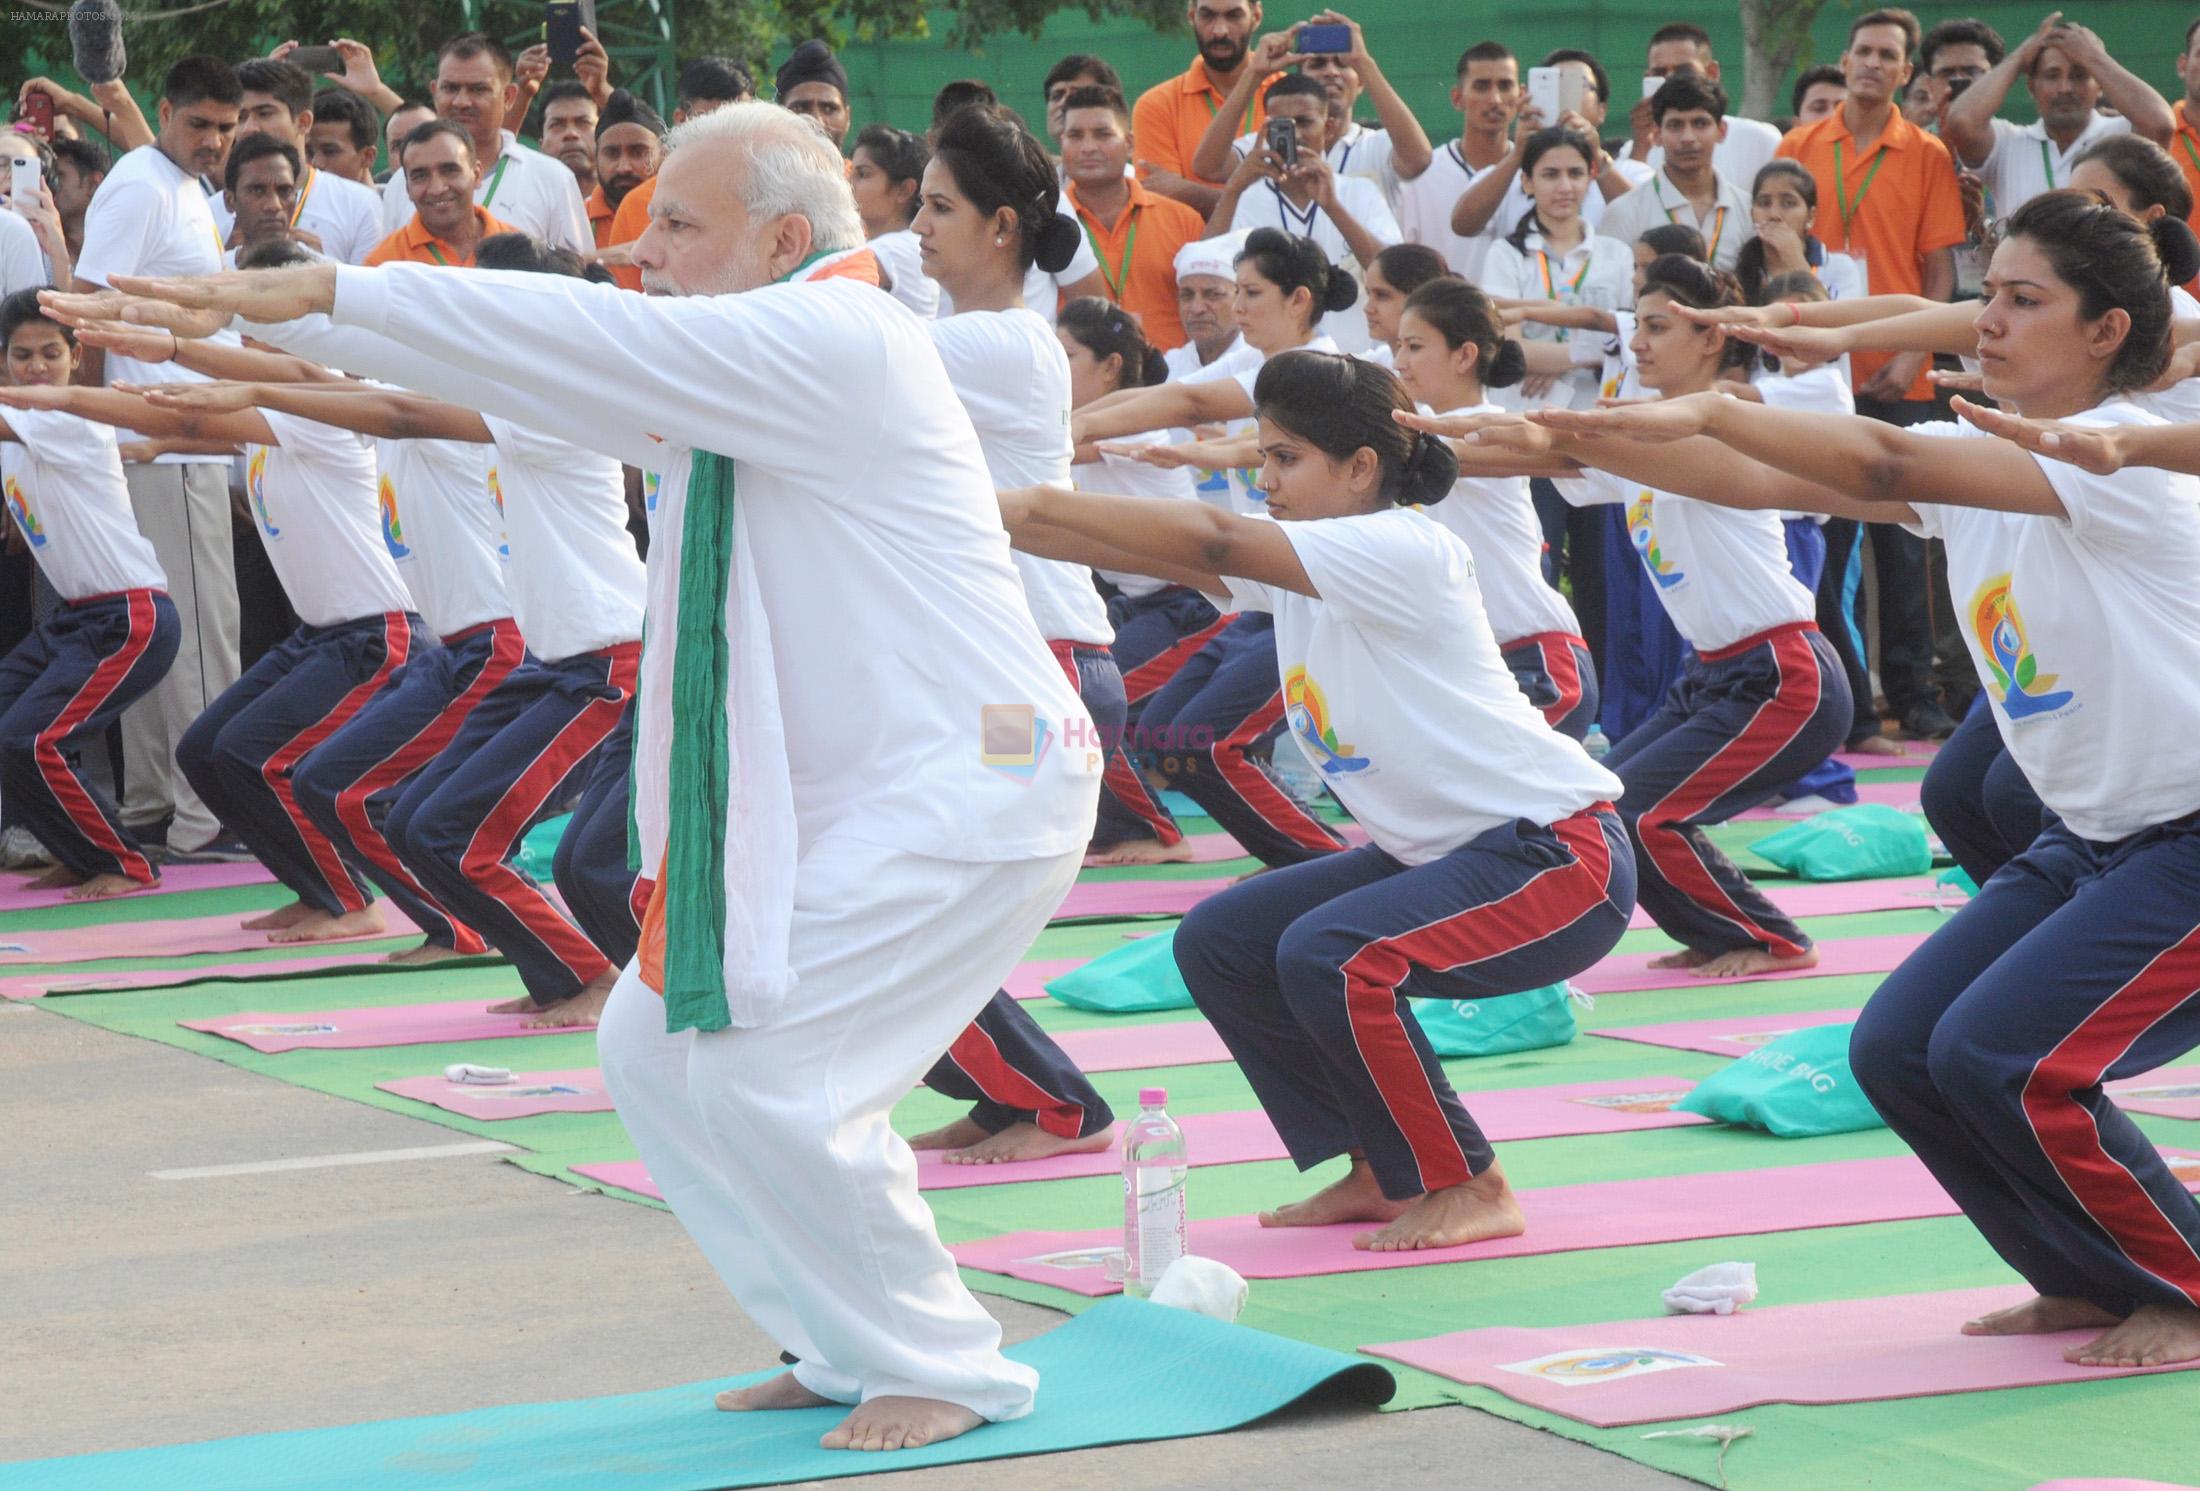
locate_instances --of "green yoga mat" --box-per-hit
[14,1299,1394,1491]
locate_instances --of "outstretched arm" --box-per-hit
[69,320,352,386]
[0,383,270,444]
[1952,395,2200,475]
[1002,483,1313,597]
[141,381,489,443]
[1073,378,1252,445]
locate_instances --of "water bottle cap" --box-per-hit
[1139,1086,1167,1107]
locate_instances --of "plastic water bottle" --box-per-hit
[1267,740,1328,808]
[1583,725,1611,760]
[1122,1086,1188,1297]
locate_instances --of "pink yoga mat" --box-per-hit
[1833,741,1940,770]
[1589,1010,1863,1058]
[2109,1066,2200,1123]
[1736,778,1922,822]
[1364,1284,2197,1429]
[0,949,418,1001]
[0,905,420,966]
[1002,957,1084,1001]
[1085,834,1250,868]
[1052,1019,1233,1072]
[1629,874,1946,931]
[182,998,586,1052]
[949,1151,2200,1294]
[1574,933,1926,996]
[379,1068,609,1116]
[1053,878,1229,921]
[0,860,274,911]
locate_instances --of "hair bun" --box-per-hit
[2153,216,2200,291]
[1036,211,1083,275]
[1485,337,1528,390]
[1404,431,1459,505]
[1323,265,1360,315]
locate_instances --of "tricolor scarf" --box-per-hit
[641,247,882,1034]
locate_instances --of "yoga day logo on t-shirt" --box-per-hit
[377,473,410,559]
[487,465,509,557]
[1283,666,1371,776]
[1969,575,2074,721]
[246,447,279,539]
[2,476,46,549]
[1499,1347,1722,1386]
[643,469,660,514]
[1627,492,1684,589]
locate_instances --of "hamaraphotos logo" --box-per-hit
[981,703,1055,781]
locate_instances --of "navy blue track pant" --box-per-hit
[1920,693,2048,887]
[551,702,643,969]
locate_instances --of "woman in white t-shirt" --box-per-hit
[1391,277,1597,740]
[850,123,938,321]
[1511,195,2200,1369]
[0,295,176,898]
[1070,229,1357,866]
[1000,349,1631,1253]
[1354,242,1448,371]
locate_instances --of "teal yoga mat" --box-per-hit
[13,1299,1395,1491]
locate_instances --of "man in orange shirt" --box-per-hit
[366,121,514,266]
[603,58,753,286]
[1060,86,1206,350]
[584,90,665,288]
[1131,0,1271,216]
[2173,18,2200,238]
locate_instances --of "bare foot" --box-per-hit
[1356,1161,1528,1252]
[523,970,614,1029]
[1847,734,1905,756]
[941,1122,1116,1166]
[1692,946,1821,979]
[716,1371,835,1413]
[1962,1295,2121,1337]
[487,994,554,1014]
[1647,947,1715,970]
[242,899,314,931]
[2066,1303,2200,1367]
[821,1396,985,1453]
[907,1116,992,1152]
[268,906,387,944]
[382,941,471,966]
[1259,1157,1412,1229]
[1085,837,1195,866]
[26,864,83,890]
[65,872,153,901]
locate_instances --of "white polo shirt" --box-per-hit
[1648,116,1783,200]
[1225,176,1401,353]
[1480,230,1634,410]
[212,164,386,265]
[1395,140,1533,282]
[382,130,590,255]
[1595,169,1755,272]
[1967,112,2129,215]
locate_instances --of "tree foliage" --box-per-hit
[1737,0,1834,120]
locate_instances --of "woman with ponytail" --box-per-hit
[1441,194,2200,1366]
[1068,228,1362,867]
[1000,350,1632,1252]
[898,104,1118,1166]
[1392,278,1598,739]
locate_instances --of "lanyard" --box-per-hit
[480,153,510,208]
[289,165,315,227]
[1200,84,1259,137]
[1536,247,1591,299]
[1651,177,1727,261]
[1267,181,1320,235]
[424,240,456,266]
[2038,137,2058,191]
[1831,139,1889,241]
[1082,206,1140,301]
[2182,126,2200,179]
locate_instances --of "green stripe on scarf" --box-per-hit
[662,452,733,1033]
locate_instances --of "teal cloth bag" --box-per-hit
[1676,1021,1887,1136]
[511,812,572,880]
[1047,932,1197,1013]
[1413,983,1577,1058]
[1750,804,1932,882]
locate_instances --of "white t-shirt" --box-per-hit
[1162,333,1245,511]
[1648,116,1782,201]
[1225,507,1620,863]
[1180,333,1341,513]
[0,210,47,297]
[1907,402,2200,840]
[930,309,1112,647]
[480,415,645,660]
[246,408,416,627]
[1226,176,1401,353]
[1073,447,1198,599]
[1968,113,2129,216]
[1557,463,1815,652]
[868,228,938,319]
[934,210,1101,327]
[212,165,385,265]
[1570,307,1642,401]
[381,131,590,255]
[1,408,166,599]
[372,420,510,642]
[2137,286,2200,424]
[74,145,233,460]
[1595,169,1754,272]
[1421,401,1581,644]
[1395,140,1532,283]
[1480,231,1634,410]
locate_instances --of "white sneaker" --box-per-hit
[0,825,55,867]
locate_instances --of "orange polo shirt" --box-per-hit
[586,184,616,248]
[2174,102,2200,241]
[606,175,656,292]
[1064,177,1207,351]
[1778,108,1967,401]
[364,205,516,268]
[1131,58,1274,188]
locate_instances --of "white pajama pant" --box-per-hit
[597,833,1082,1421]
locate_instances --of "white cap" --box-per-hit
[1174,231,1247,285]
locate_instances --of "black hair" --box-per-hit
[854,123,928,191]
[235,58,314,119]
[1058,297,1169,390]
[1456,40,1514,77]
[931,104,1081,274]
[1648,22,1712,54]
[932,79,1000,131]
[50,134,109,183]
[1044,53,1123,96]
[1252,351,1459,506]
[399,117,476,166]
[538,79,596,115]
[162,56,244,109]
[1734,160,1822,304]
[2003,190,2200,393]
[309,88,378,152]
[1401,277,1527,390]
[1639,222,1707,261]
[1651,71,1727,124]
[1058,84,1130,123]
[0,288,70,350]
[1505,124,1603,253]
[1265,74,1329,109]
[1790,65,1845,116]
[678,56,754,107]
[237,238,316,270]
[436,32,514,78]
[2071,134,2195,222]
[2188,17,2200,53]
[1235,227,1358,328]
[1762,270,1827,304]
[1540,48,1611,104]
[223,132,300,192]
[1370,243,1450,298]
[1637,255,1755,371]
[1848,7,1922,54]
[476,232,585,277]
[1919,18,2005,73]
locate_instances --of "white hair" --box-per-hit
[664,102,864,253]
